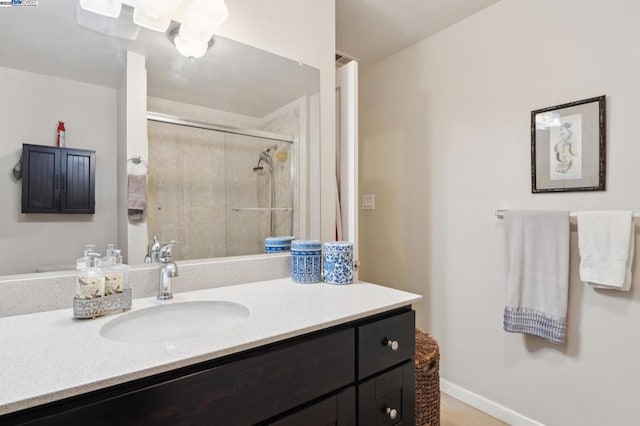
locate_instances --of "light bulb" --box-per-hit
[173,35,208,59]
[179,22,214,46]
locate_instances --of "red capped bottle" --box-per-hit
[56,121,66,147]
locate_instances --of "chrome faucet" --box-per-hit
[157,241,178,300]
[145,237,179,300]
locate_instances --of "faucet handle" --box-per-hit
[159,241,177,262]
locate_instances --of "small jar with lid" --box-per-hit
[322,241,354,285]
[291,240,322,283]
[265,236,294,253]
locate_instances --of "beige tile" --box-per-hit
[441,393,508,426]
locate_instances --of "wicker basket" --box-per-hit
[415,329,440,426]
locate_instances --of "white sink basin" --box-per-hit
[100,300,250,344]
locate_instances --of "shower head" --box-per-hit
[253,146,275,172]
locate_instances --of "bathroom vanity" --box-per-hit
[0,279,421,425]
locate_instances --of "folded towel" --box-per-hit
[576,211,634,291]
[503,211,570,344]
[127,174,147,222]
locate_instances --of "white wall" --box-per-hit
[359,0,640,425]
[0,66,117,274]
[217,0,336,241]
[118,51,149,265]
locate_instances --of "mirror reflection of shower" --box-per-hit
[253,145,278,236]
[147,111,295,260]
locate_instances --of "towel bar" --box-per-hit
[126,155,148,175]
[495,209,640,219]
[232,207,292,212]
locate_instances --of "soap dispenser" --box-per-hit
[100,244,116,268]
[76,253,105,300]
[76,244,96,270]
[105,249,129,295]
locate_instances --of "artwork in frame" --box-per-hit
[531,95,606,193]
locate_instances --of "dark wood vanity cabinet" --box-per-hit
[21,144,95,214]
[356,310,416,425]
[4,307,415,426]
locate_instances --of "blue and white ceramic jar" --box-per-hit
[291,240,322,283]
[264,236,294,254]
[322,241,354,284]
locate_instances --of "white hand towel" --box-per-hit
[576,211,634,291]
[503,211,570,344]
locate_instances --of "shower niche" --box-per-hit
[146,115,294,261]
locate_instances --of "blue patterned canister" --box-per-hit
[291,240,322,283]
[322,241,354,284]
[265,236,294,254]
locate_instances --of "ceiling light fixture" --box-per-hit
[77,0,229,59]
[79,0,122,18]
[168,27,213,59]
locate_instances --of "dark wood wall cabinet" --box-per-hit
[2,307,416,426]
[21,144,96,214]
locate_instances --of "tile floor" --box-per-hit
[440,393,508,426]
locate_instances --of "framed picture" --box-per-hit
[531,95,606,193]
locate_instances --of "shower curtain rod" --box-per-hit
[146,111,295,144]
[495,209,640,219]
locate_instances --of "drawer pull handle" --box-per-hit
[385,407,398,420]
[384,338,399,351]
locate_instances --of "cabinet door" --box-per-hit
[60,148,95,214]
[269,387,356,426]
[358,362,415,426]
[21,144,60,213]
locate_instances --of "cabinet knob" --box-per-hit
[385,339,399,351]
[385,407,398,420]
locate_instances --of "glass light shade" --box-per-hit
[79,0,122,18]
[173,35,208,59]
[180,0,228,34]
[201,0,229,28]
[132,7,172,32]
[76,1,139,40]
[127,0,182,14]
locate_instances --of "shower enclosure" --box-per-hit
[146,113,294,261]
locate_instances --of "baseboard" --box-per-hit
[440,379,546,426]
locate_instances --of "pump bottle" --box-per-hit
[76,253,105,300]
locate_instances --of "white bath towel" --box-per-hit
[503,211,570,344]
[576,211,634,291]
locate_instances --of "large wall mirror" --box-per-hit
[0,0,320,277]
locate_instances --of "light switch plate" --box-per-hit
[362,194,375,210]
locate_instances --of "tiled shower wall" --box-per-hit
[146,98,299,261]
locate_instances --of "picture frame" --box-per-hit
[531,95,606,193]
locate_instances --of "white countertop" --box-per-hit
[0,278,421,416]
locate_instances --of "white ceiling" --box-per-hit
[337,0,502,67]
[0,0,319,117]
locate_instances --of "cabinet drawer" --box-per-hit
[357,310,415,379]
[358,362,415,426]
[22,329,355,426]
